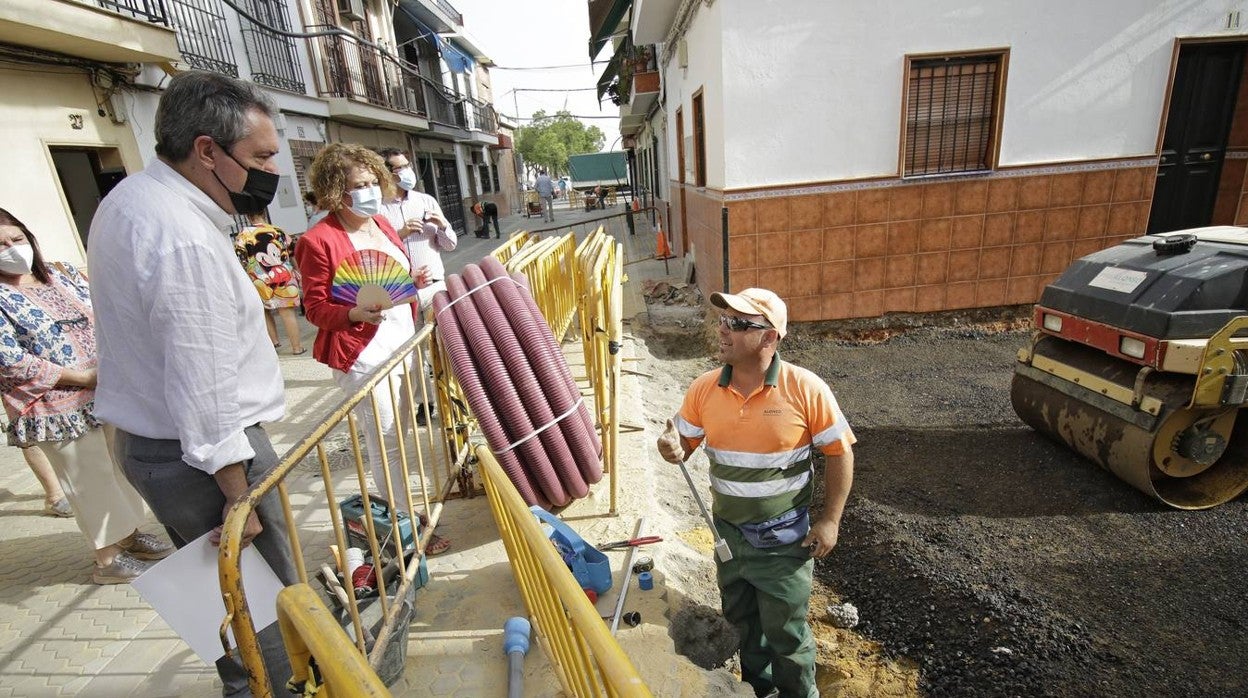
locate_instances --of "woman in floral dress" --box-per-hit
[0,209,172,584]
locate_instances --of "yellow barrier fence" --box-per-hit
[503,232,579,342]
[477,444,652,698]
[221,230,633,695]
[490,231,532,266]
[219,324,467,697]
[575,227,624,514]
[276,583,391,697]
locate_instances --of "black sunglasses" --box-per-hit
[719,315,771,332]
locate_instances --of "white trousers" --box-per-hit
[334,358,417,512]
[39,426,147,550]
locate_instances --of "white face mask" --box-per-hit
[0,243,35,275]
[347,185,384,217]
[396,167,418,192]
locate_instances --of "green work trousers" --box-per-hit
[715,518,817,698]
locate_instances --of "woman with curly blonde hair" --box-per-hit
[293,143,449,553]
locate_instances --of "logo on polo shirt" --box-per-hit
[762,408,783,416]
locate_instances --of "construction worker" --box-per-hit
[657,288,855,698]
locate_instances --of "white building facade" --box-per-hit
[606,0,1248,322]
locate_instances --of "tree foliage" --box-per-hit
[515,110,605,177]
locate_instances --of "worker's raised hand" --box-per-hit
[657,418,685,464]
[413,265,432,288]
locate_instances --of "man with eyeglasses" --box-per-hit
[657,287,855,698]
[377,148,455,315]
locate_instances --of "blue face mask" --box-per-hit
[396,167,418,192]
[348,185,383,217]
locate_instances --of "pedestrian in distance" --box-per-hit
[0,208,173,585]
[535,169,556,222]
[657,287,855,698]
[88,70,299,697]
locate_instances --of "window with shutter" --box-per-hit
[902,51,1008,177]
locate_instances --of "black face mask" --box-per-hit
[212,141,280,215]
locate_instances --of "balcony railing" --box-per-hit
[167,0,238,76]
[424,82,465,128]
[239,0,304,93]
[310,28,427,117]
[94,0,171,24]
[467,99,497,133]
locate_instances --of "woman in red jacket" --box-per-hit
[295,143,449,553]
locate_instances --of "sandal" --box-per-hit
[426,533,452,556]
[292,348,307,355]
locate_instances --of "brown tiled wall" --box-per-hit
[717,166,1157,322]
[672,184,728,295]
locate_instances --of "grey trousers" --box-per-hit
[115,425,298,698]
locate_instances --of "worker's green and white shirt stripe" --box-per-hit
[674,355,855,525]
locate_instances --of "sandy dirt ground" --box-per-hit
[633,287,1248,698]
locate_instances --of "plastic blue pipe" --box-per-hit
[503,616,531,698]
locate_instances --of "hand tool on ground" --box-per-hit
[597,535,663,551]
[503,616,531,698]
[316,564,349,610]
[609,517,643,635]
[662,419,733,562]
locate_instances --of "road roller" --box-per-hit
[1011,227,1248,509]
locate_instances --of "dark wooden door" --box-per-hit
[1149,43,1245,233]
[435,158,465,235]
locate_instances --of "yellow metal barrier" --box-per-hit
[219,324,468,697]
[276,584,391,697]
[575,228,624,514]
[477,444,652,697]
[503,232,579,341]
[490,231,531,266]
[220,230,630,695]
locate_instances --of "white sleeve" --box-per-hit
[150,243,254,474]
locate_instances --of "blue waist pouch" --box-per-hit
[737,506,810,549]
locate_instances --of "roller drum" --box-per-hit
[1011,336,1248,509]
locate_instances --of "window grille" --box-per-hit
[478,164,492,193]
[167,0,238,76]
[240,0,305,94]
[904,53,1004,177]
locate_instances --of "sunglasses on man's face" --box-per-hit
[719,315,771,332]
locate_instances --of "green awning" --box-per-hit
[588,0,631,59]
[596,53,620,102]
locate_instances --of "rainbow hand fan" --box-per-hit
[331,249,419,309]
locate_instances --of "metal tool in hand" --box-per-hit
[597,535,663,551]
[677,456,733,562]
[661,419,733,562]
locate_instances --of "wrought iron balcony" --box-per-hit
[239,0,304,93]
[467,99,497,133]
[423,82,466,128]
[166,0,238,76]
[94,0,171,25]
[310,29,427,116]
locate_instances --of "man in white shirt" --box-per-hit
[88,71,295,698]
[377,148,455,426]
[377,147,456,313]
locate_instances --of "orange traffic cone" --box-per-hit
[655,226,674,260]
